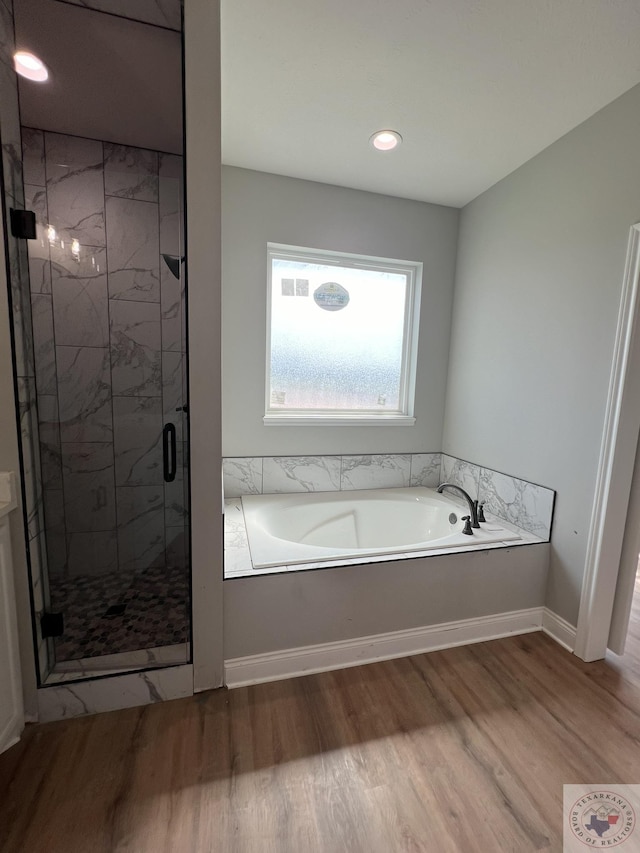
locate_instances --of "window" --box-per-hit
[265,243,422,425]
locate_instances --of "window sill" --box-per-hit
[263,414,416,426]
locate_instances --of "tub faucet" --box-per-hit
[437,483,480,529]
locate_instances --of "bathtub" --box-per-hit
[241,486,521,569]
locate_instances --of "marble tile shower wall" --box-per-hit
[21,127,188,582]
[223,453,555,540]
[0,0,52,679]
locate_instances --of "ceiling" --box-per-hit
[221,0,640,207]
[15,0,183,154]
[14,1,640,205]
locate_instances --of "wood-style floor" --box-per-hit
[1,580,640,853]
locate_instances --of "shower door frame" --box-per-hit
[183,0,224,692]
[0,0,222,714]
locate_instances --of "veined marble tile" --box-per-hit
[43,489,67,576]
[104,143,158,202]
[222,457,263,498]
[22,127,46,186]
[165,440,185,484]
[410,453,442,488]
[159,152,183,181]
[106,196,160,302]
[51,245,109,347]
[61,0,182,31]
[28,524,48,603]
[48,643,189,680]
[224,499,248,549]
[182,437,189,480]
[160,261,184,352]
[159,171,182,256]
[110,299,161,396]
[162,352,186,415]
[24,182,51,294]
[31,293,57,396]
[440,454,481,500]
[32,561,44,616]
[113,396,163,486]
[340,454,411,491]
[57,346,112,443]
[17,377,45,541]
[45,132,105,247]
[37,664,194,723]
[263,455,342,494]
[66,529,118,576]
[162,351,184,440]
[166,527,187,572]
[479,468,554,540]
[38,395,62,490]
[2,134,23,207]
[37,638,51,685]
[180,266,187,358]
[224,542,253,577]
[61,442,116,533]
[116,485,165,572]
[8,235,35,379]
[164,478,186,527]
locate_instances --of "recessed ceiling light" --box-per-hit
[14,51,49,82]
[370,130,402,151]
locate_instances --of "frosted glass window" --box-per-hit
[265,244,422,424]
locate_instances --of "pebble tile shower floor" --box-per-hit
[50,565,189,661]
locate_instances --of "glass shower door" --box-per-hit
[13,0,190,676]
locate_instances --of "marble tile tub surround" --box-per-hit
[21,127,189,592]
[223,453,555,540]
[440,455,555,539]
[223,453,441,498]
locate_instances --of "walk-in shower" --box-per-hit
[2,0,190,682]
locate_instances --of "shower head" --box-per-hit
[162,254,185,280]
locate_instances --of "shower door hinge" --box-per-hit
[9,208,37,240]
[40,611,64,638]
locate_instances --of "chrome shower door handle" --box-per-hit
[163,422,177,482]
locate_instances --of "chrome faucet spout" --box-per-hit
[437,482,480,528]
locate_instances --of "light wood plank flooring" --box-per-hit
[1,579,640,852]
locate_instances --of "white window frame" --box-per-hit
[264,243,422,426]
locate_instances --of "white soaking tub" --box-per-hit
[241,486,521,568]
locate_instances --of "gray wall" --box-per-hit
[222,166,459,457]
[443,82,640,626]
[224,545,548,659]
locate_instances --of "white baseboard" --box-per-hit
[542,607,577,652]
[224,607,546,688]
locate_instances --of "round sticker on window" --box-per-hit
[313,282,350,312]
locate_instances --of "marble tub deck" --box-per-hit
[223,496,545,579]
